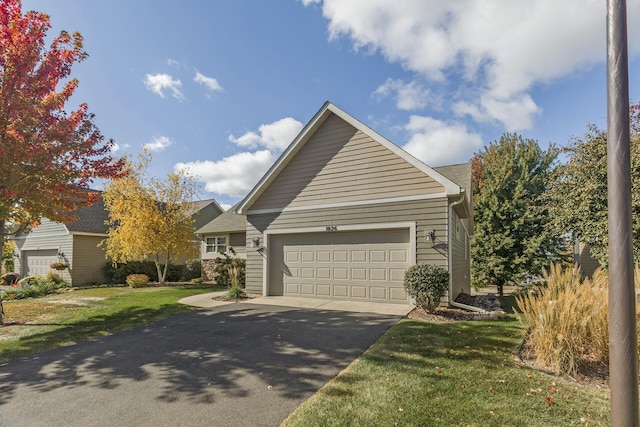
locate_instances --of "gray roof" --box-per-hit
[196,202,246,234]
[433,162,471,192]
[65,193,109,234]
[64,194,221,235]
[193,198,223,212]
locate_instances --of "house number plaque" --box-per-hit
[325,226,338,232]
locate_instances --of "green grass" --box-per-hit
[0,285,221,363]
[282,314,611,426]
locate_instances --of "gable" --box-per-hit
[247,112,449,212]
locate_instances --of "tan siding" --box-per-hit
[229,232,246,248]
[244,198,449,294]
[449,210,471,298]
[577,242,601,277]
[71,235,110,285]
[250,113,444,211]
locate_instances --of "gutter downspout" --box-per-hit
[447,191,487,314]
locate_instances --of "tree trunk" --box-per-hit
[496,280,505,297]
[0,219,5,325]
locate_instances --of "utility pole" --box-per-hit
[606,0,639,425]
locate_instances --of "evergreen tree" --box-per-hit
[471,133,566,295]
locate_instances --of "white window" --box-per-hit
[206,236,227,254]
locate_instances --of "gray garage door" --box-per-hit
[268,229,410,303]
[23,250,59,276]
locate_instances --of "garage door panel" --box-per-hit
[273,229,410,304]
[351,286,367,298]
[370,287,387,300]
[317,267,331,279]
[389,268,406,282]
[317,251,331,262]
[370,268,387,281]
[334,250,348,262]
[351,250,367,262]
[390,250,408,263]
[390,287,408,301]
[351,268,366,280]
[370,250,386,262]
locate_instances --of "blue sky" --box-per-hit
[22,0,640,209]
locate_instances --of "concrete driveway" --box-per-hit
[0,303,402,427]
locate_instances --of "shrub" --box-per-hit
[0,274,67,300]
[184,259,202,280]
[0,272,20,286]
[104,260,200,284]
[126,274,149,288]
[3,258,14,274]
[403,264,449,313]
[213,248,246,286]
[46,272,65,285]
[515,263,624,376]
[190,277,204,284]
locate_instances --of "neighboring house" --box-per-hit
[12,195,223,286]
[195,202,247,280]
[236,101,473,306]
[574,240,601,277]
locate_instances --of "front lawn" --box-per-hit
[282,313,611,426]
[0,285,221,363]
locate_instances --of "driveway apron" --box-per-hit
[0,303,401,427]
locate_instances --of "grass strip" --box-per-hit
[282,316,611,426]
[0,285,221,363]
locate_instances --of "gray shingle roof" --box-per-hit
[433,162,471,192]
[196,202,246,234]
[65,193,109,235]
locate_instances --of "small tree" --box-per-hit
[471,133,567,296]
[102,151,199,284]
[403,264,449,313]
[545,102,640,267]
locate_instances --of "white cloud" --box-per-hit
[143,136,173,152]
[144,73,185,101]
[307,0,640,131]
[175,150,276,197]
[402,116,483,166]
[109,142,131,152]
[194,71,223,93]
[175,117,303,198]
[373,78,431,111]
[229,117,303,152]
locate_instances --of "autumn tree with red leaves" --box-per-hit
[0,1,125,322]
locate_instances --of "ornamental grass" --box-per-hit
[516,263,638,376]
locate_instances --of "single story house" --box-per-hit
[195,202,247,280]
[12,195,223,286]
[230,101,473,306]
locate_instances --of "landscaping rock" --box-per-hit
[454,292,504,312]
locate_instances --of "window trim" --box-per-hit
[205,235,228,254]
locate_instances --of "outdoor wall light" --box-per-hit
[425,230,436,243]
[252,237,261,248]
[57,251,65,258]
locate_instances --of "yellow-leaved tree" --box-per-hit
[102,151,199,284]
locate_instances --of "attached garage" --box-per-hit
[22,250,59,276]
[267,228,411,303]
[237,102,473,307]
